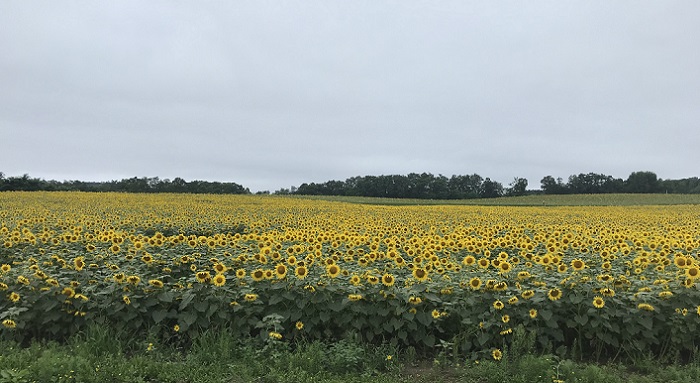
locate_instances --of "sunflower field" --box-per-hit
[1,192,700,361]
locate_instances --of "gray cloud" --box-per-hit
[1,1,699,192]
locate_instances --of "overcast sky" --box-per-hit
[1,1,698,192]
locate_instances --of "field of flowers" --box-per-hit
[1,192,700,360]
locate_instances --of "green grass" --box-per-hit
[4,328,700,383]
[292,193,700,206]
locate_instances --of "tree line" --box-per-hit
[285,171,700,198]
[0,173,249,194]
[1,170,699,197]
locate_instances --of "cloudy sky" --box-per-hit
[1,1,698,192]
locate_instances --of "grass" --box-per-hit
[3,328,700,383]
[292,193,700,206]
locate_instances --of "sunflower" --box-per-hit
[235,268,246,279]
[16,276,29,285]
[592,296,605,309]
[2,319,16,329]
[350,275,362,286]
[212,274,226,287]
[462,255,476,266]
[508,296,519,305]
[295,266,308,280]
[110,244,120,253]
[637,303,654,311]
[251,269,265,282]
[244,293,258,302]
[408,296,422,305]
[196,271,211,283]
[9,292,20,303]
[658,290,673,299]
[469,277,482,290]
[326,264,341,278]
[547,288,562,301]
[412,268,429,282]
[367,275,379,285]
[296,321,304,330]
[148,279,164,288]
[275,264,288,279]
[62,287,75,298]
[521,290,535,300]
[1,264,11,273]
[493,300,505,310]
[529,308,538,319]
[73,257,85,271]
[492,348,503,361]
[382,274,396,287]
[600,287,615,297]
[478,258,490,269]
[571,259,586,271]
[499,261,512,274]
[123,295,131,305]
[501,315,510,324]
[431,309,441,319]
[685,266,700,279]
[348,294,363,301]
[127,275,141,286]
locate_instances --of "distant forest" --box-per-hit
[1,171,699,198]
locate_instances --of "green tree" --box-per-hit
[625,171,660,193]
[506,177,528,196]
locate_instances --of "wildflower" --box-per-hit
[295,266,308,280]
[638,303,655,311]
[469,277,482,290]
[492,348,503,361]
[412,268,429,282]
[548,288,562,301]
[592,296,605,309]
[493,300,504,310]
[212,274,226,287]
[382,273,396,287]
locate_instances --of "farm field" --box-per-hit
[2,191,700,364]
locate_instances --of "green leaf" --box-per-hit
[574,314,588,326]
[152,309,168,324]
[639,316,653,330]
[539,309,553,321]
[179,292,195,310]
[158,291,174,303]
[319,311,330,323]
[181,311,198,326]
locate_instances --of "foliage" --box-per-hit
[2,192,700,364]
